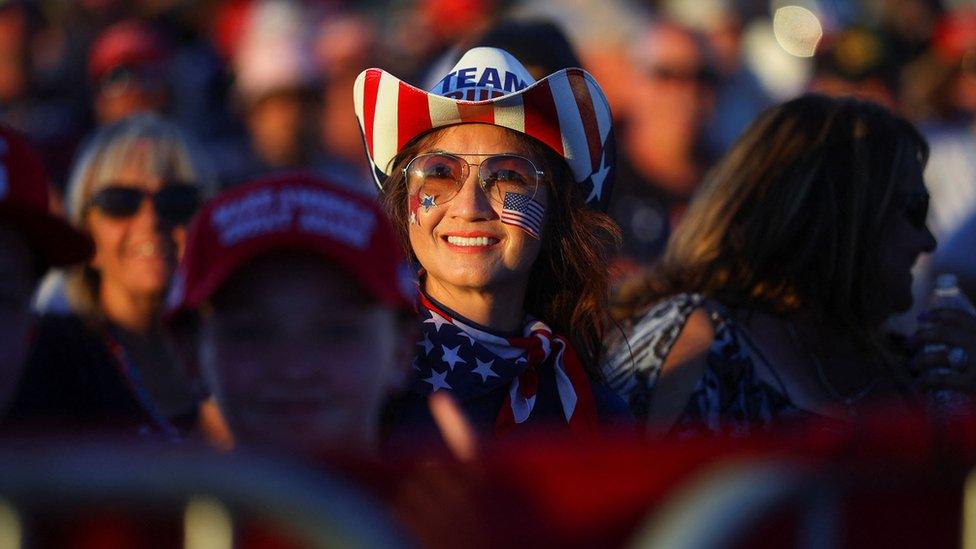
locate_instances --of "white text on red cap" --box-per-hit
[211,185,377,249]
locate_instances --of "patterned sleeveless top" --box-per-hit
[603,293,820,437]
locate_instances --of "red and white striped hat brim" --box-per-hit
[353,47,615,211]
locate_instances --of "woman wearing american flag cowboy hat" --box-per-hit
[354,46,628,440]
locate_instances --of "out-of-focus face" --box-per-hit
[94,69,168,126]
[198,255,405,455]
[626,23,714,193]
[86,151,187,301]
[878,152,937,317]
[246,91,312,167]
[0,225,36,412]
[0,7,27,103]
[407,124,548,299]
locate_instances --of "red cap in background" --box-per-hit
[0,125,93,267]
[166,172,414,322]
[88,19,168,84]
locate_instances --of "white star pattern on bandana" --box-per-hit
[407,296,595,433]
[441,345,466,370]
[424,312,451,332]
[411,307,526,398]
[472,359,499,382]
[423,369,452,392]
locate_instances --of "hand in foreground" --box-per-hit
[910,309,976,392]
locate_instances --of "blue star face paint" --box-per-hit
[421,193,437,212]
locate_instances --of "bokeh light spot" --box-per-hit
[773,5,824,57]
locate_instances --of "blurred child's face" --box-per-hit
[0,225,36,413]
[198,254,406,455]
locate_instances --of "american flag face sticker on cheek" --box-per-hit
[500,192,544,239]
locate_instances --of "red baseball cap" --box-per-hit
[0,125,93,267]
[166,172,415,322]
[88,20,168,84]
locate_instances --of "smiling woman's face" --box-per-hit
[407,124,548,298]
[85,148,187,301]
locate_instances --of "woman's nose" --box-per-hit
[448,171,495,220]
[133,196,160,225]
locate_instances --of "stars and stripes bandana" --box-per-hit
[411,293,599,436]
[500,191,544,239]
[353,46,615,212]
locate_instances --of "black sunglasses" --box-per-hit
[89,184,201,224]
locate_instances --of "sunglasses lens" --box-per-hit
[480,155,538,203]
[154,184,200,224]
[406,154,464,202]
[91,187,144,218]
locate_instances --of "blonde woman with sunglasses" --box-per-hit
[8,114,219,441]
[355,47,628,444]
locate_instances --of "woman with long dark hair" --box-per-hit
[354,47,625,439]
[604,95,976,437]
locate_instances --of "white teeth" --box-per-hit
[446,236,497,247]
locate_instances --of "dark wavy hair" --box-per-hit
[380,126,621,372]
[614,95,929,348]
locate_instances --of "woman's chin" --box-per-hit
[120,276,171,300]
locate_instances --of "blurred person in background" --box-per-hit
[8,114,214,440]
[878,0,942,69]
[0,126,92,419]
[698,5,772,156]
[356,46,627,447]
[144,0,236,146]
[313,10,381,192]
[418,17,584,90]
[808,26,898,109]
[384,0,496,85]
[895,9,976,331]
[88,19,171,126]
[167,173,414,456]
[603,95,976,437]
[223,0,321,186]
[0,1,89,193]
[608,19,717,272]
[510,0,649,127]
[472,18,583,80]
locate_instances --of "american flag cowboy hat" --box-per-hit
[353,47,616,211]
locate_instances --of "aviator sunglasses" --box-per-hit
[404,152,544,205]
[89,183,201,224]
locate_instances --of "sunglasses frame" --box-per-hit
[88,183,201,224]
[403,152,545,205]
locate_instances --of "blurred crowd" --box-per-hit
[5,0,976,302]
